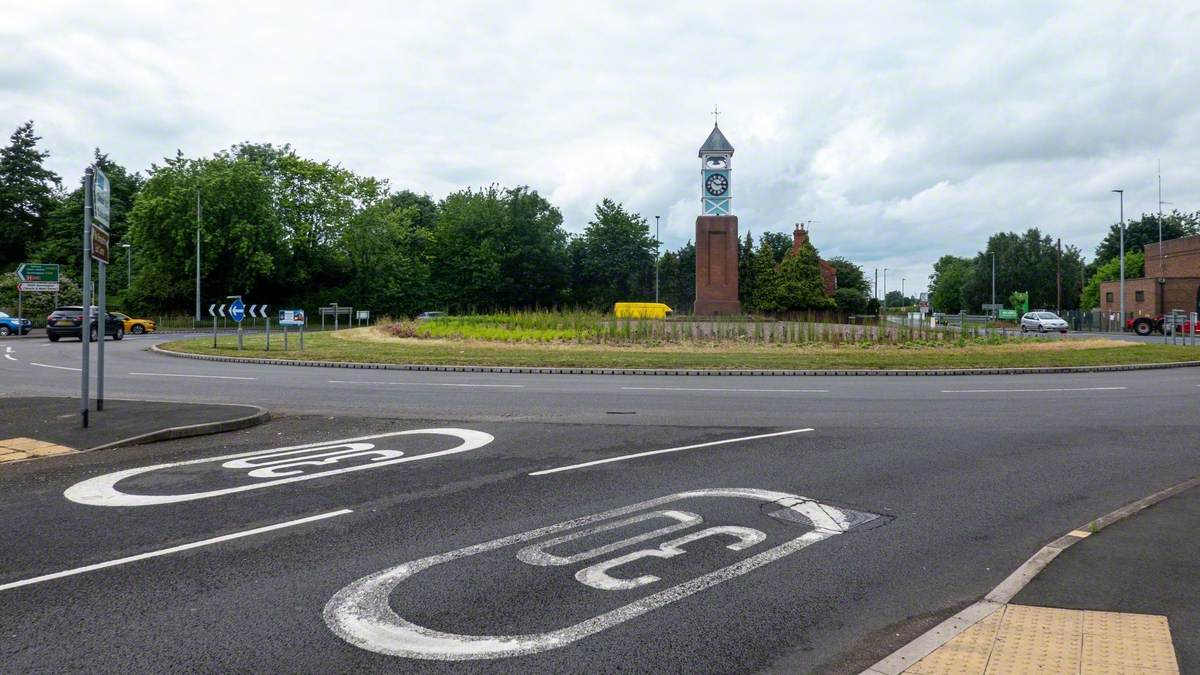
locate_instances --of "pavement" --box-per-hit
[0,396,267,460]
[0,333,1197,673]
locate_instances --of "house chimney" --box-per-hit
[792,222,809,251]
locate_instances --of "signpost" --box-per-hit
[229,297,245,350]
[93,167,110,227]
[998,309,1018,320]
[279,309,306,351]
[80,168,94,427]
[356,310,370,326]
[249,304,271,350]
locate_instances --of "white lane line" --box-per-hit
[529,428,814,476]
[30,361,81,372]
[941,386,1127,393]
[128,372,257,380]
[328,380,524,388]
[621,386,828,393]
[4,347,14,361]
[0,509,352,592]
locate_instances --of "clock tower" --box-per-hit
[699,123,734,215]
[694,118,741,315]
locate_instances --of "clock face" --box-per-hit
[705,173,729,196]
[705,155,728,169]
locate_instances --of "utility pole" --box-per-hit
[991,252,996,311]
[1157,161,1171,315]
[654,215,660,303]
[81,167,93,428]
[195,188,202,323]
[1056,238,1062,313]
[883,268,889,312]
[1113,189,1124,326]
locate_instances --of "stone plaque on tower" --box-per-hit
[694,117,741,315]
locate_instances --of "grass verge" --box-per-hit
[160,329,1200,370]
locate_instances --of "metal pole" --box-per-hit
[81,167,93,428]
[334,303,339,332]
[284,325,288,351]
[1115,189,1125,328]
[195,189,202,323]
[991,253,995,310]
[299,324,304,351]
[213,311,217,348]
[16,289,21,325]
[126,244,131,289]
[1056,238,1062,313]
[97,260,105,411]
[652,214,662,302]
[265,315,270,352]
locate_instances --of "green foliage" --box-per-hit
[929,255,972,313]
[1081,252,1144,310]
[568,199,656,309]
[0,272,82,322]
[1094,212,1199,265]
[0,121,60,270]
[774,243,837,311]
[961,229,1085,313]
[1008,290,1029,313]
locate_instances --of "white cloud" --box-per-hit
[2,0,1199,293]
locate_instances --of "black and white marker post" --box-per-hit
[80,168,93,428]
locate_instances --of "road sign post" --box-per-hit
[92,169,111,415]
[80,168,93,428]
[229,297,245,350]
[97,257,106,411]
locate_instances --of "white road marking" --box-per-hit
[621,386,828,393]
[323,488,874,660]
[0,509,352,592]
[4,347,14,361]
[328,380,524,388]
[30,362,81,371]
[127,372,257,380]
[528,428,814,476]
[64,428,495,506]
[941,386,1127,393]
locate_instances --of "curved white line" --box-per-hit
[323,488,866,660]
[63,428,494,507]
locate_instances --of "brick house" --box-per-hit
[1098,233,1200,318]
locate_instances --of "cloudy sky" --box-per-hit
[3,1,1198,294]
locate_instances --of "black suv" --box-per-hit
[46,306,124,342]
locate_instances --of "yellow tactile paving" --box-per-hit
[0,437,76,463]
[906,607,1003,675]
[902,605,1180,675]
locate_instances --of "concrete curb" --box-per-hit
[84,399,270,452]
[150,344,1200,377]
[863,475,1200,675]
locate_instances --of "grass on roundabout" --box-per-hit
[160,327,1200,371]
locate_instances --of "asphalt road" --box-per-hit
[1,334,1198,673]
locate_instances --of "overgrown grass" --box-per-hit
[161,329,1200,371]
[384,310,970,346]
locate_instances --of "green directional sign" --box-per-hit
[16,263,60,283]
[998,309,1018,320]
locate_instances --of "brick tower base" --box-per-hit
[694,215,742,315]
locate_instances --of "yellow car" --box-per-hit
[111,312,156,335]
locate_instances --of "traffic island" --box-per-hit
[0,396,269,463]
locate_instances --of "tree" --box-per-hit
[885,290,914,308]
[432,185,569,311]
[747,238,783,311]
[960,229,1085,312]
[1094,212,1199,266]
[827,257,870,313]
[126,152,283,311]
[1081,252,1144,310]
[772,239,836,312]
[341,200,434,317]
[929,255,972,313]
[569,199,657,309]
[658,241,695,313]
[35,151,143,305]
[0,121,60,270]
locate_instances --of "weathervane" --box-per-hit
[712,105,721,125]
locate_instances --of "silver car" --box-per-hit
[1020,311,1068,333]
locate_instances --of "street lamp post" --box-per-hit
[195,188,202,323]
[1113,189,1124,328]
[882,268,889,312]
[119,242,131,289]
[654,215,660,304]
[991,252,996,312]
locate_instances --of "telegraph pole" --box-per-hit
[1056,238,1062,313]
[195,188,202,323]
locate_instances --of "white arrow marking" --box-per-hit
[249,304,258,317]
[208,303,216,317]
[218,304,226,318]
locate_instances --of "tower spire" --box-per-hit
[712,104,721,126]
